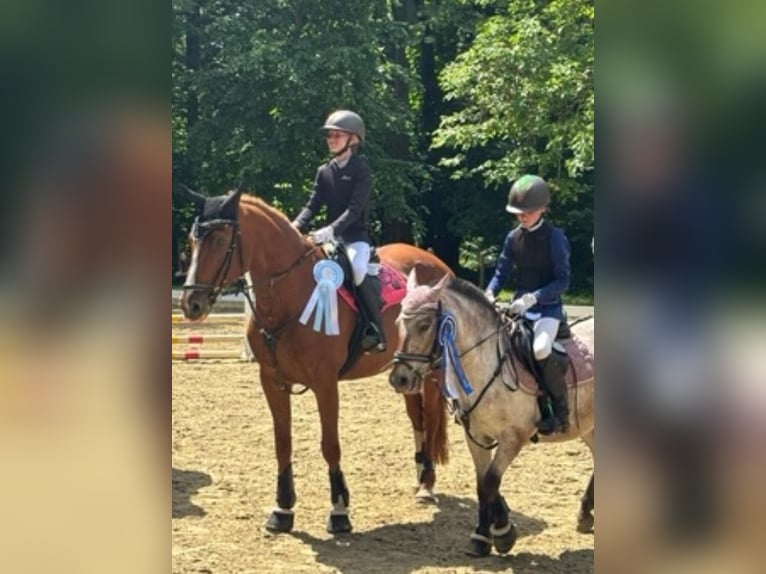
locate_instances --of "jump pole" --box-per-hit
[172,349,244,361]
[172,313,245,324]
[172,334,243,344]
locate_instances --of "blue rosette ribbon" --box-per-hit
[299,260,344,335]
[437,312,474,397]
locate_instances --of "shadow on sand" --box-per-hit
[172,467,212,518]
[291,494,592,574]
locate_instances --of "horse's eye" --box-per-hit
[416,319,431,333]
[213,236,226,249]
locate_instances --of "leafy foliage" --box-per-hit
[431,0,593,290]
[172,0,594,295]
[433,0,593,187]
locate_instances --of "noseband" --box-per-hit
[183,217,242,305]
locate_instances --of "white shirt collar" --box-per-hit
[526,217,545,232]
[332,154,351,169]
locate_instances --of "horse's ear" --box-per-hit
[231,185,245,200]
[178,184,206,212]
[431,273,450,295]
[406,268,419,292]
[224,186,245,209]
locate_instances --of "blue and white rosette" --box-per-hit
[437,312,474,398]
[299,260,344,335]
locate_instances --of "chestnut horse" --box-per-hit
[179,187,451,533]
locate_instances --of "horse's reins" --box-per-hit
[393,303,524,450]
[185,215,321,393]
[247,244,321,289]
[444,318,519,450]
[393,303,505,374]
[237,245,323,394]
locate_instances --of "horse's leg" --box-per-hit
[464,439,494,557]
[260,373,296,533]
[463,429,525,558]
[314,380,352,534]
[577,429,595,533]
[485,431,524,555]
[403,393,436,503]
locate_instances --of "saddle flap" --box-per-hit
[505,318,593,394]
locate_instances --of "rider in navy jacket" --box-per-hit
[486,218,571,321]
[485,175,572,435]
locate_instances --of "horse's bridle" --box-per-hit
[392,301,503,384]
[395,300,520,451]
[392,302,444,384]
[397,300,587,450]
[183,215,322,394]
[183,217,243,305]
[183,216,319,306]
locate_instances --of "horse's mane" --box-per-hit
[240,193,289,221]
[447,276,497,315]
[238,193,309,244]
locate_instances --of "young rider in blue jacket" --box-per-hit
[485,175,572,434]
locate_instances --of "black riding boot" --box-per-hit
[356,275,386,352]
[536,353,569,435]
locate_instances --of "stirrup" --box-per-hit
[537,415,567,435]
[361,324,386,353]
[536,416,559,436]
[362,339,386,353]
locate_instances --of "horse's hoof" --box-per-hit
[576,512,594,533]
[491,522,518,554]
[327,512,353,534]
[414,485,438,505]
[264,509,294,533]
[465,534,492,557]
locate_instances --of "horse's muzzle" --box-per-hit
[388,366,422,395]
[180,288,211,322]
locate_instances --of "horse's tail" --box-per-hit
[423,372,449,465]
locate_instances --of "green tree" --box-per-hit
[432,0,594,292]
[171,0,594,295]
[172,0,426,242]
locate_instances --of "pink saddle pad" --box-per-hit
[338,264,407,314]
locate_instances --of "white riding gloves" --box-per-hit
[310,226,335,244]
[484,289,496,304]
[509,292,537,315]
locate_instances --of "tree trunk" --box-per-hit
[380,0,418,244]
[419,15,461,270]
[185,6,201,129]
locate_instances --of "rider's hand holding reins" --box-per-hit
[509,292,537,315]
[310,226,334,244]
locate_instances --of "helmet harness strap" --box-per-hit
[330,132,358,158]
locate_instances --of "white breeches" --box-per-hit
[533,317,560,360]
[345,241,371,286]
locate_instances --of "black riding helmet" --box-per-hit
[506,175,551,214]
